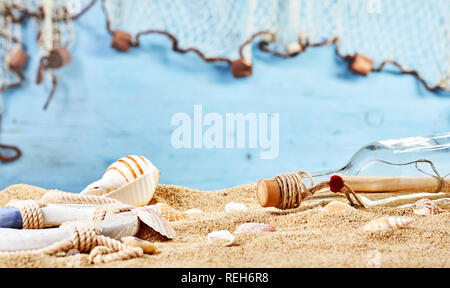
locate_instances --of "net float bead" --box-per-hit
[112,30,132,52]
[231,58,252,78]
[349,53,374,76]
[7,47,28,71]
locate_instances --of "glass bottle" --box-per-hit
[259,133,450,208]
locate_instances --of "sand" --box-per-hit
[0,183,449,268]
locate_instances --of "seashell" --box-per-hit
[82,155,159,195]
[413,198,444,216]
[150,203,187,222]
[322,201,354,213]
[225,202,248,213]
[362,216,414,232]
[67,249,80,256]
[81,155,160,206]
[55,251,67,257]
[207,230,235,246]
[121,236,157,254]
[184,208,204,215]
[234,223,275,234]
[132,207,176,239]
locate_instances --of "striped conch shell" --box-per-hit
[81,155,160,196]
[413,198,445,216]
[362,216,414,232]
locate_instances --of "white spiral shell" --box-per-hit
[362,216,414,232]
[81,155,159,206]
[81,155,159,196]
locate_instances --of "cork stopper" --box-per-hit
[349,53,373,76]
[257,178,280,208]
[112,30,132,52]
[231,58,252,78]
[47,47,71,69]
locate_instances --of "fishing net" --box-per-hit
[0,1,25,162]
[0,0,448,163]
[2,0,95,109]
[0,0,94,162]
[0,1,25,94]
[35,0,76,109]
[103,0,450,91]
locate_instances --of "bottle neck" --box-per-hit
[309,167,348,183]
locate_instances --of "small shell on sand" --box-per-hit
[413,198,444,216]
[321,201,354,213]
[121,236,157,254]
[55,251,67,257]
[234,223,275,234]
[67,249,80,256]
[207,231,235,246]
[184,208,204,215]
[152,203,187,222]
[362,216,414,232]
[132,207,177,239]
[225,202,248,213]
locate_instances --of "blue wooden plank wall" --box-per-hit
[1,2,449,192]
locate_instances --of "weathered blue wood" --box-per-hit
[0,207,23,229]
[0,2,449,192]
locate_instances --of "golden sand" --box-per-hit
[0,184,449,268]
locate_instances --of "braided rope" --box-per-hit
[91,207,108,223]
[92,204,134,222]
[6,193,132,228]
[7,200,47,229]
[2,192,142,264]
[275,171,365,210]
[41,190,122,205]
[39,222,143,264]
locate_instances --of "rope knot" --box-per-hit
[326,176,365,208]
[4,193,144,265]
[60,221,101,253]
[274,172,366,209]
[92,203,134,222]
[44,221,143,264]
[7,199,47,229]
